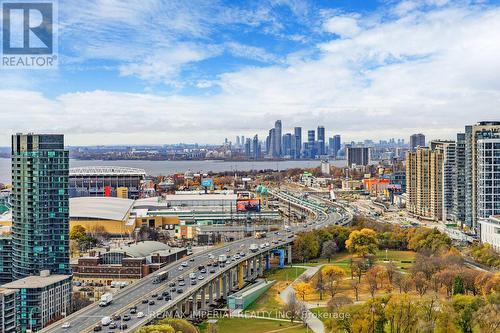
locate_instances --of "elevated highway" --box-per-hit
[41,190,342,333]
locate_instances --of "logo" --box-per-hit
[1,0,57,68]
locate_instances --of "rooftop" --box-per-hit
[69,166,146,177]
[2,274,71,289]
[70,197,135,221]
[109,241,171,258]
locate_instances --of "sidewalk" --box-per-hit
[279,265,325,333]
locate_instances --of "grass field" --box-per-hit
[265,267,306,282]
[199,317,307,333]
[302,250,416,273]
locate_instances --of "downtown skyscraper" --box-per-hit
[11,134,70,279]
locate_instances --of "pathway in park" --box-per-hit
[279,265,325,333]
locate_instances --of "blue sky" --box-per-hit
[1,0,500,145]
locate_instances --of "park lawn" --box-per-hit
[199,317,307,333]
[375,250,416,271]
[309,307,329,323]
[265,267,306,282]
[244,283,284,316]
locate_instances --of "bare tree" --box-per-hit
[321,240,338,263]
[283,291,302,323]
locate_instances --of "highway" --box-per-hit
[41,190,343,333]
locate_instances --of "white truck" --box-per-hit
[218,254,227,264]
[98,293,113,307]
[249,244,259,252]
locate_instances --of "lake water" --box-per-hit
[0,158,346,184]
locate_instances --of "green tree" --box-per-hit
[135,324,175,333]
[453,276,465,295]
[293,232,320,262]
[451,295,483,333]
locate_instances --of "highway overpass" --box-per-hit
[40,190,342,333]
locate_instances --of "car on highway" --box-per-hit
[170,287,176,292]
[156,295,164,300]
[169,281,176,287]
[61,322,71,329]
[198,275,205,280]
[101,317,112,326]
[177,276,185,281]
[200,268,207,273]
[177,288,184,293]
[137,312,145,318]
[191,279,197,285]
[209,268,216,273]
[142,299,149,304]
[148,300,155,305]
[123,314,131,321]
[93,325,102,331]
[179,281,185,286]
[181,262,188,267]
[178,266,184,271]
[119,323,128,330]
[129,308,137,314]
[109,322,117,329]
[189,257,195,262]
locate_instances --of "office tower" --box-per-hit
[332,135,341,158]
[268,128,275,157]
[252,135,261,159]
[236,136,240,147]
[307,130,315,158]
[3,270,72,332]
[294,127,302,159]
[431,140,456,221]
[328,137,334,155]
[0,235,12,284]
[11,134,70,280]
[244,138,251,156]
[464,122,500,230]
[320,160,330,175]
[283,133,292,156]
[317,126,325,155]
[241,136,245,146]
[410,133,426,150]
[0,288,16,333]
[273,120,282,157]
[346,146,370,167]
[453,133,466,225]
[406,147,444,221]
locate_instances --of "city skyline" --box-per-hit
[1,0,500,146]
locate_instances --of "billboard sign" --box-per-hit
[201,179,213,187]
[237,199,261,212]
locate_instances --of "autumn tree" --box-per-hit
[413,271,429,296]
[322,266,346,299]
[293,281,314,301]
[70,225,86,240]
[474,295,500,333]
[385,293,419,333]
[345,228,379,258]
[312,269,327,301]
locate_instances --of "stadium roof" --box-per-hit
[70,197,135,221]
[69,166,146,177]
[109,241,171,258]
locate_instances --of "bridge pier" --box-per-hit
[208,281,214,304]
[200,287,207,310]
[287,245,292,264]
[222,274,228,299]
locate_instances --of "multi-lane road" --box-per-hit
[41,191,345,333]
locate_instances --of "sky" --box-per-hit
[1,0,500,146]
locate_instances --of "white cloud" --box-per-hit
[2,1,500,146]
[322,15,361,38]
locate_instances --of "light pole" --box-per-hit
[28,306,40,333]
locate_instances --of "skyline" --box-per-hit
[2,0,500,146]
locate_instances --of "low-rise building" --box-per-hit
[0,288,17,333]
[0,235,12,284]
[71,241,187,284]
[479,216,500,252]
[2,270,72,332]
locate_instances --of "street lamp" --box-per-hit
[28,306,40,333]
